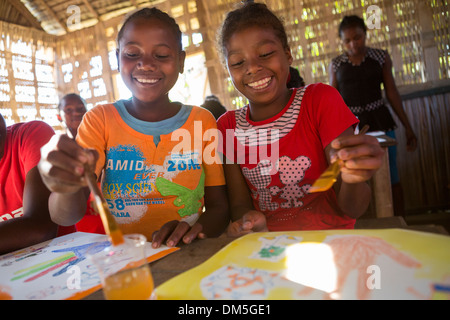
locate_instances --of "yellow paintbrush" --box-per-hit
[84,167,124,246]
[309,125,370,193]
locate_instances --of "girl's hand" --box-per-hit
[405,127,417,152]
[227,210,268,238]
[38,134,97,194]
[330,133,384,184]
[152,220,206,248]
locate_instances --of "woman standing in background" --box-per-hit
[330,15,417,217]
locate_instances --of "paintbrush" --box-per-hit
[84,167,124,246]
[309,124,370,193]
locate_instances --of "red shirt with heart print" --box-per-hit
[218,83,359,231]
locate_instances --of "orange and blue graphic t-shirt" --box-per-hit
[76,102,225,240]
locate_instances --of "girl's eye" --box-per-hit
[260,51,275,58]
[124,52,139,58]
[230,60,244,67]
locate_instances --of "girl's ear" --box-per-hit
[285,47,294,65]
[178,50,186,74]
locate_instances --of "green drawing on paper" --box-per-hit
[258,246,285,259]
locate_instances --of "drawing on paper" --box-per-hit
[155,229,450,300]
[201,265,278,299]
[10,241,110,283]
[250,234,302,262]
[324,235,422,300]
[0,232,177,300]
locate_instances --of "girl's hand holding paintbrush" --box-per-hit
[38,134,99,226]
[328,125,384,185]
[39,134,98,193]
[321,125,384,220]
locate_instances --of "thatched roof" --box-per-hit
[1,0,166,36]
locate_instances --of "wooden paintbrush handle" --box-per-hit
[359,124,370,135]
[85,169,124,246]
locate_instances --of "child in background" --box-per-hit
[57,93,88,139]
[200,95,227,120]
[216,2,384,236]
[0,114,57,254]
[38,8,228,247]
[57,93,105,234]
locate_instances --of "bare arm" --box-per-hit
[0,167,58,254]
[224,163,267,237]
[335,178,372,219]
[48,189,90,226]
[383,53,417,151]
[329,62,338,89]
[224,162,255,222]
[197,185,229,237]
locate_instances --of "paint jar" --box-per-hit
[88,234,154,300]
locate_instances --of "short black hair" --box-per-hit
[338,15,367,37]
[218,2,289,61]
[117,7,182,51]
[287,67,305,88]
[201,95,227,120]
[58,93,86,111]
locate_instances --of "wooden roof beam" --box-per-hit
[6,0,44,30]
[81,0,99,19]
[35,0,68,33]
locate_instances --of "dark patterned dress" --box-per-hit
[332,47,397,132]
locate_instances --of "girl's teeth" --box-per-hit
[136,78,158,84]
[248,77,271,89]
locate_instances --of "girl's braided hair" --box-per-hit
[217,2,289,62]
[117,7,183,51]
